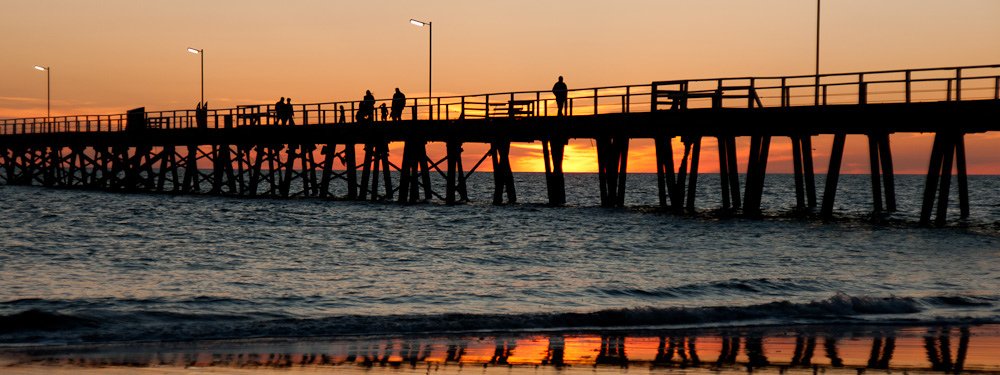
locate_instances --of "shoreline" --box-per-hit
[3,323,998,374]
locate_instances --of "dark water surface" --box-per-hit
[0,173,998,345]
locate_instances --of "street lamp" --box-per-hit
[409,18,432,120]
[35,65,52,117]
[187,47,204,104]
[33,65,50,118]
[815,0,821,105]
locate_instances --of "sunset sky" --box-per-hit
[2,0,999,173]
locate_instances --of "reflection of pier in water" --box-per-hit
[2,325,994,373]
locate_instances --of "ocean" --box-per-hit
[0,173,998,372]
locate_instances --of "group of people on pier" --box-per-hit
[258,76,567,126]
[273,97,296,126]
[354,88,407,123]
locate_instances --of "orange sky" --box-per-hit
[2,0,999,173]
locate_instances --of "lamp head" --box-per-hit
[187,47,202,54]
[409,19,426,27]
[34,66,48,71]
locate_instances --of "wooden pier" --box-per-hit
[2,64,999,225]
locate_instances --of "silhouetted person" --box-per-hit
[339,105,346,123]
[196,102,208,129]
[285,98,296,125]
[277,98,289,125]
[379,103,388,122]
[552,76,568,116]
[357,90,376,122]
[274,97,285,125]
[363,91,375,121]
[391,88,406,121]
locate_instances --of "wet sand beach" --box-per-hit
[3,324,998,374]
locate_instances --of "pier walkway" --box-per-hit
[2,64,999,225]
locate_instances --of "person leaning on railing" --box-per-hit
[195,102,208,129]
[552,76,568,116]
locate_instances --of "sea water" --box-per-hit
[0,173,998,344]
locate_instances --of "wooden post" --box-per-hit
[418,142,432,201]
[674,140,691,212]
[743,136,761,214]
[225,145,237,194]
[867,134,884,215]
[446,141,459,204]
[491,141,516,205]
[182,145,198,192]
[654,135,676,208]
[754,136,771,214]
[604,138,619,206]
[791,136,806,210]
[718,136,731,210]
[543,138,567,206]
[615,137,630,207]
[801,136,817,208]
[685,136,700,211]
[381,142,394,201]
[726,136,741,209]
[280,145,297,198]
[552,138,566,205]
[955,133,969,218]
[542,139,553,201]
[358,141,378,200]
[319,144,335,198]
[398,142,413,203]
[491,143,503,205]
[345,144,358,200]
[596,137,609,206]
[821,134,847,219]
[359,144,373,200]
[878,133,896,212]
[935,133,956,227]
[248,146,263,196]
[919,133,945,225]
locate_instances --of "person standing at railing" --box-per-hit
[339,105,347,124]
[196,102,208,129]
[286,98,296,126]
[391,88,406,121]
[357,90,376,123]
[379,103,389,122]
[552,76,568,116]
[274,97,285,126]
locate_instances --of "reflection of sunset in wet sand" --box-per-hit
[2,325,997,373]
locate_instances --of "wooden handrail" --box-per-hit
[3,63,999,135]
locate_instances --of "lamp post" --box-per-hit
[815,0,821,105]
[409,19,432,120]
[33,65,50,118]
[187,47,204,104]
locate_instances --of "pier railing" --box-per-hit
[2,64,999,135]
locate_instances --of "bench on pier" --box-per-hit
[490,100,535,118]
